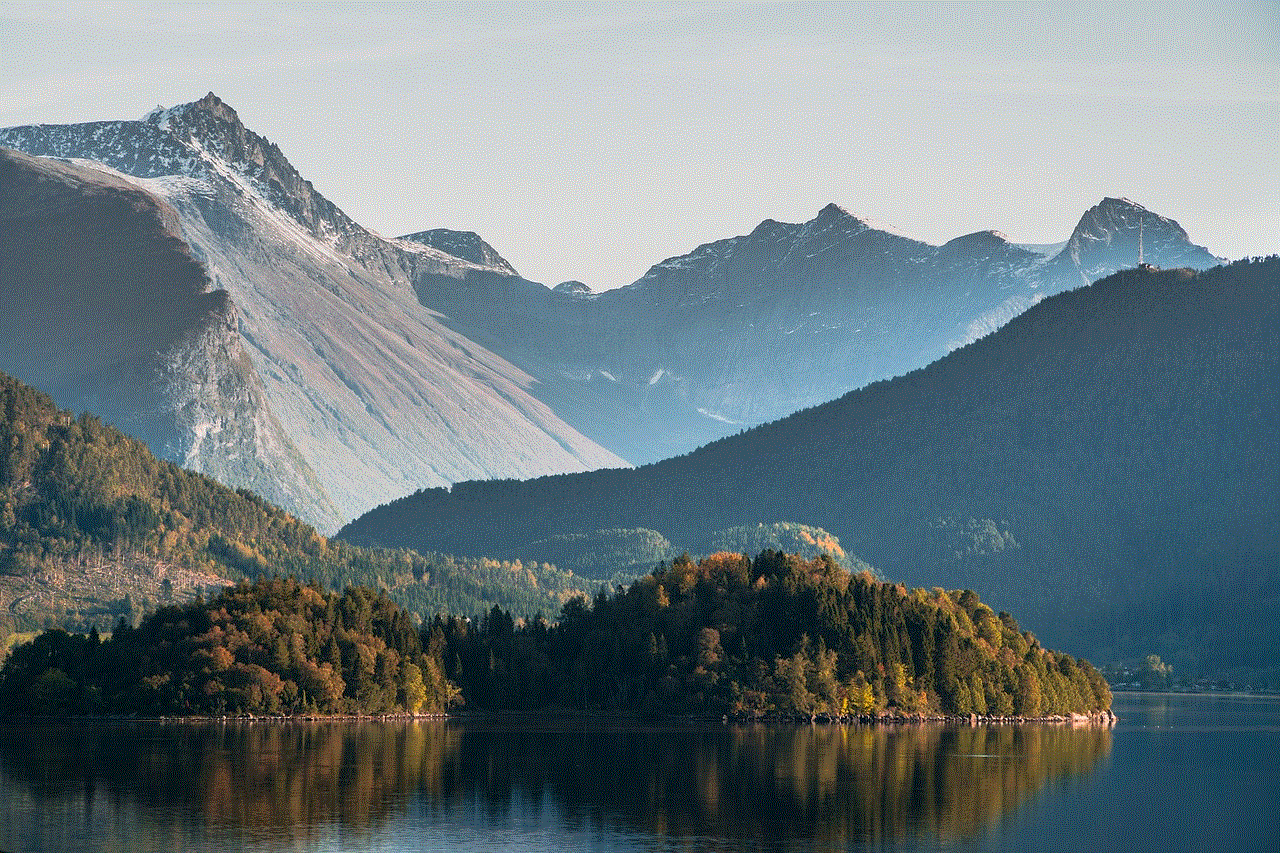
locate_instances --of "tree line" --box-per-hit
[0,552,1111,719]
[0,577,453,716]
[432,551,1110,718]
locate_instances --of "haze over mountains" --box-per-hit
[342,259,1280,678]
[0,94,1222,530]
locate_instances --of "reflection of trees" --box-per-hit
[0,721,465,840]
[435,722,1113,847]
[0,720,1110,847]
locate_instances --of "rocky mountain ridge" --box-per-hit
[408,195,1219,462]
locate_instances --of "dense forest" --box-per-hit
[0,554,1110,719]
[341,259,1280,682]
[0,577,452,716]
[0,370,590,640]
[435,551,1110,718]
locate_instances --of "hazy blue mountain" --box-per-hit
[408,199,1220,463]
[340,259,1280,678]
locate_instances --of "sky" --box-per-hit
[2,1,1277,291]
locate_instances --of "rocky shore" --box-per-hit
[720,709,1118,725]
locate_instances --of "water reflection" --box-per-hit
[447,723,1114,849]
[0,719,1112,852]
[1112,691,1280,732]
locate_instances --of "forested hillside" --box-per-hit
[489,521,867,583]
[342,259,1280,680]
[0,555,1111,719]
[0,577,453,716]
[0,371,589,640]
[406,551,1110,718]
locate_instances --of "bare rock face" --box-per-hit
[0,98,624,531]
[157,293,340,527]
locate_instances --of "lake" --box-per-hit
[0,692,1275,852]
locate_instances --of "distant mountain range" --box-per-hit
[415,197,1220,464]
[0,94,1222,527]
[340,259,1280,678]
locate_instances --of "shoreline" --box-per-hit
[720,709,1117,726]
[0,708,1117,726]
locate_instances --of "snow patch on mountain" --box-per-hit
[697,407,742,425]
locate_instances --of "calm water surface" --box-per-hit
[0,693,1275,852]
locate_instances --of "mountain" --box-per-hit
[1050,196,1218,283]
[408,199,1221,463]
[398,228,518,275]
[0,95,1223,517]
[0,95,623,531]
[0,148,339,528]
[340,259,1280,679]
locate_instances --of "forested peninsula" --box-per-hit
[0,368,1110,720]
[0,552,1111,720]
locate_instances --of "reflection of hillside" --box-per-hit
[0,721,464,840]
[442,722,1113,847]
[0,720,1110,847]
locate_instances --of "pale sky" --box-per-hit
[2,1,1277,290]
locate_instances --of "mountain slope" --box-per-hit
[0,370,591,638]
[0,96,624,529]
[0,148,339,528]
[341,259,1280,677]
